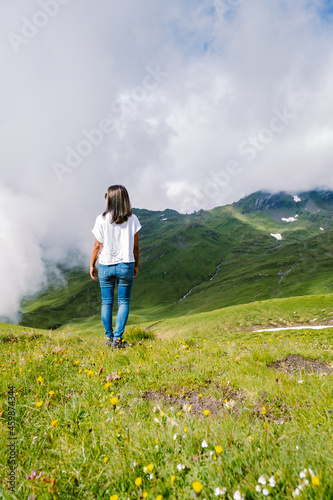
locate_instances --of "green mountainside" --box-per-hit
[19,190,333,329]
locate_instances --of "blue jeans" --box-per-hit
[98,262,134,340]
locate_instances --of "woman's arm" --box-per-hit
[133,232,139,279]
[90,238,103,281]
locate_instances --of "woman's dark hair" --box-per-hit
[103,185,133,224]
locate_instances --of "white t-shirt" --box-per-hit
[92,213,141,265]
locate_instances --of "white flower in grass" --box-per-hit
[149,473,154,480]
[255,485,261,492]
[308,468,314,477]
[176,464,185,471]
[303,479,309,486]
[269,476,276,487]
[258,475,266,485]
[202,439,208,448]
[233,490,244,500]
[262,488,269,496]
[173,433,178,440]
[214,486,226,496]
[292,488,300,497]
[299,469,307,479]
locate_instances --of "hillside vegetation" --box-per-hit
[19,190,333,330]
[3,185,333,498]
[1,295,332,499]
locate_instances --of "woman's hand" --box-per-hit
[90,265,98,281]
[90,238,103,281]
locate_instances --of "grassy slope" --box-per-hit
[19,201,333,330]
[1,295,332,499]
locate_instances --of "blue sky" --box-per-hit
[320,0,333,16]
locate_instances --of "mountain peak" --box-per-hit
[234,190,333,214]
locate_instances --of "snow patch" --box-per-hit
[271,233,282,240]
[293,195,301,202]
[281,215,299,222]
[320,227,324,231]
[255,325,333,333]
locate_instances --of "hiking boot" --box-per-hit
[112,339,130,349]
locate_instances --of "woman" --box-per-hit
[90,185,141,349]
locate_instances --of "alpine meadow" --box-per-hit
[1,191,333,499]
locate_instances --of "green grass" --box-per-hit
[1,295,333,499]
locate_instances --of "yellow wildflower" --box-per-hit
[37,376,43,384]
[171,475,176,485]
[156,496,163,500]
[192,481,204,493]
[110,397,119,406]
[135,477,142,487]
[110,495,118,500]
[203,409,210,417]
[104,382,112,389]
[215,445,223,454]
[49,390,55,397]
[143,493,148,499]
[36,401,43,408]
[51,420,58,428]
[312,476,320,486]
[104,457,109,463]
